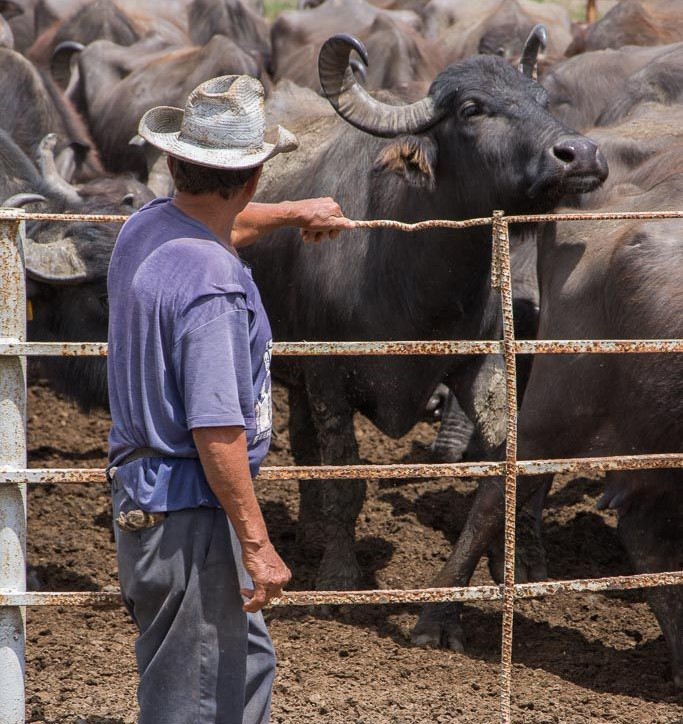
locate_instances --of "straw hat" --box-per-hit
[138,75,298,170]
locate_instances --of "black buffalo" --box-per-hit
[241,28,607,589]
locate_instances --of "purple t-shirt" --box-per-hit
[107,197,273,512]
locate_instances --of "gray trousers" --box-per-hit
[112,477,276,724]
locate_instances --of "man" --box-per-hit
[106,75,353,723]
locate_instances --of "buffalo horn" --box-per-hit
[318,34,445,138]
[51,40,84,88]
[24,236,87,284]
[2,193,47,207]
[37,133,82,204]
[518,24,548,78]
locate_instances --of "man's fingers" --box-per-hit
[241,583,285,612]
[242,584,268,613]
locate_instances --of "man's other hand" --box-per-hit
[240,540,292,613]
[293,197,355,243]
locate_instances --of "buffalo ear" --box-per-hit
[372,135,438,191]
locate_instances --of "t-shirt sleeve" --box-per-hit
[172,293,255,431]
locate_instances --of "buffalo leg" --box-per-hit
[452,356,549,582]
[411,473,552,650]
[305,371,365,590]
[487,480,552,584]
[288,386,325,547]
[616,473,683,688]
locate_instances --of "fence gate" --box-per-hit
[0,207,682,724]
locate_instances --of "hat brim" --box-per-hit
[138,106,298,170]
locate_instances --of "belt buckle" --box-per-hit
[116,509,166,532]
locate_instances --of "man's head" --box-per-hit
[166,156,262,208]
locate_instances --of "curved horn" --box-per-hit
[318,34,445,138]
[519,24,548,78]
[37,133,82,204]
[2,193,47,207]
[24,236,88,284]
[51,40,84,88]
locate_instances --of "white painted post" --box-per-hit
[0,213,27,724]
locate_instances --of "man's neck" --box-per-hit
[172,191,243,249]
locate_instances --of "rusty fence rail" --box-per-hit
[0,207,682,724]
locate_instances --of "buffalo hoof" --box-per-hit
[674,667,683,690]
[410,605,464,652]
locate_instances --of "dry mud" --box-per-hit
[25,379,683,723]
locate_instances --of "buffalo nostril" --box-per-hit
[552,143,576,164]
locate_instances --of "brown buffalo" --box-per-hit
[0,47,103,181]
[188,0,270,69]
[424,0,573,66]
[542,42,683,131]
[270,0,441,91]
[542,40,683,132]
[68,34,260,177]
[412,120,683,689]
[567,0,683,55]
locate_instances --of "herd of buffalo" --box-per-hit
[1,0,681,688]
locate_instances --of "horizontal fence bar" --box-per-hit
[1,339,682,357]
[2,571,681,608]
[2,453,681,485]
[2,209,683,227]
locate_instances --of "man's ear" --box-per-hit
[372,135,438,191]
[244,165,262,198]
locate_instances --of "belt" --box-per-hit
[109,447,198,532]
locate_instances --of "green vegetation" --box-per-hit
[264,0,298,21]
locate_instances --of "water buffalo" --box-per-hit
[27,0,141,67]
[596,43,683,126]
[188,0,270,70]
[239,27,608,589]
[1,134,150,409]
[66,35,261,177]
[0,47,103,181]
[411,130,682,687]
[269,0,435,92]
[543,42,683,131]
[567,0,683,56]
[423,0,573,67]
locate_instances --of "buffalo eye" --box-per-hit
[459,101,483,119]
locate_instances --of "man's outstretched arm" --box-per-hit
[193,425,291,612]
[232,198,355,248]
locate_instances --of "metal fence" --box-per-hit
[0,206,682,724]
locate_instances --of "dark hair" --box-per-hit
[169,157,259,199]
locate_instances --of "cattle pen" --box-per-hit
[0,206,682,724]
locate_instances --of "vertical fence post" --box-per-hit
[0,212,27,724]
[492,211,518,724]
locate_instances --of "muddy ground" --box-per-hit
[24,378,682,723]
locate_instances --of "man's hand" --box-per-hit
[293,197,355,243]
[232,198,354,247]
[240,540,292,612]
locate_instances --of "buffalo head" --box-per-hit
[318,27,608,211]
